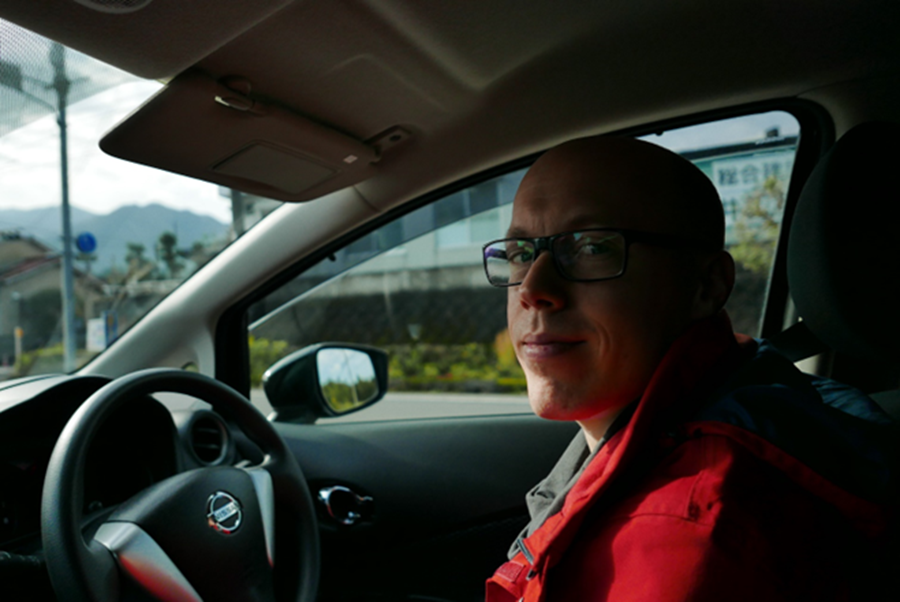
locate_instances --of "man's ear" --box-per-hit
[690,250,735,320]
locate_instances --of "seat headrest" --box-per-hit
[788,122,900,361]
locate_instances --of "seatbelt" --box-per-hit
[768,321,829,363]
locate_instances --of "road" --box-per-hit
[249,389,532,422]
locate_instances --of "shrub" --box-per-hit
[249,336,293,388]
[386,332,526,393]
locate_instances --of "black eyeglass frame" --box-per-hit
[482,228,720,287]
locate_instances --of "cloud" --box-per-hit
[0,80,232,223]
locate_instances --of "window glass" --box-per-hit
[640,111,799,335]
[0,19,279,380]
[248,111,800,422]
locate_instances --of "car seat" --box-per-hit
[777,120,899,600]
[778,121,900,420]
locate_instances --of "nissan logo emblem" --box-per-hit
[207,491,242,534]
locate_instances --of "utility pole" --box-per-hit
[50,42,77,373]
[0,42,78,372]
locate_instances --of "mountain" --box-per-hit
[0,205,96,246]
[0,203,230,273]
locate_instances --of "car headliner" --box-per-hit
[3,0,900,213]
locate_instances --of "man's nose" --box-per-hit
[516,251,566,310]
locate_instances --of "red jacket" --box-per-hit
[486,314,892,602]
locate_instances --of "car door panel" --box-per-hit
[277,414,577,601]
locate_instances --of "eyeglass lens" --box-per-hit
[484,230,627,285]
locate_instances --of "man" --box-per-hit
[484,137,892,601]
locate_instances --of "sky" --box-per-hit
[641,111,799,153]
[0,80,233,223]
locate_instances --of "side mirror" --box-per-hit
[262,343,388,423]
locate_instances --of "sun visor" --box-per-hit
[100,71,379,202]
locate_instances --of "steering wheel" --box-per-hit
[41,369,319,602]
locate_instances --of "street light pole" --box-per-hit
[50,42,77,373]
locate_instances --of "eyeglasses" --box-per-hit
[482,228,718,287]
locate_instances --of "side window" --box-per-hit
[248,111,799,422]
[248,170,529,422]
[641,112,799,334]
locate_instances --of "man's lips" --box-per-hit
[519,334,585,359]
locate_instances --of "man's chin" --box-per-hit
[526,387,589,422]
[525,379,631,422]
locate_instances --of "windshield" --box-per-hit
[0,19,278,380]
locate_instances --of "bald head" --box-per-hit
[514,136,724,248]
[506,135,735,446]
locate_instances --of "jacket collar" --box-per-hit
[519,311,747,568]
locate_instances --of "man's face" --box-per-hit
[507,140,702,424]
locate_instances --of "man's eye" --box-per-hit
[575,238,615,256]
[507,248,533,264]
[579,242,611,255]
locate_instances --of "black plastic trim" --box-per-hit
[215,305,249,396]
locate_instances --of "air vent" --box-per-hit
[190,414,228,465]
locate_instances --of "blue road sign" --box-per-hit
[75,232,97,254]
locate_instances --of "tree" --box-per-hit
[124,242,153,281]
[724,174,788,335]
[125,242,146,266]
[157,231,184,279]
[729,175,785,275]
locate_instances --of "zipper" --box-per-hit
[516,536,535,565]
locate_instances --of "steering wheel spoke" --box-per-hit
[82,539,121,602]
[94,522,202,602]
[244,467,276,567]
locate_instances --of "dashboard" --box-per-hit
[0,374,236,554]
[0,370,573,602]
